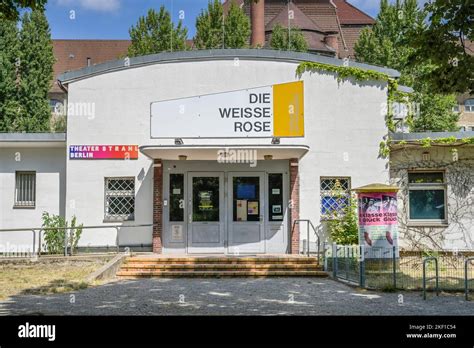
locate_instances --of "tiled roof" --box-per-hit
[52,39,131,93]
[226,0,375,58]
[333,0,375,25]
[338,25,370,58]
[265,2,326,33]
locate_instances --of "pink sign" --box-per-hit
[358,192,398,250]
[358,192,397,226]
[69,145,139,160]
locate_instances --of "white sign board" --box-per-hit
[151,86,273,138]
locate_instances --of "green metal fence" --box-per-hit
[324,244,474,299]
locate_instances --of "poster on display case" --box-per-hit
[358,192,399,257]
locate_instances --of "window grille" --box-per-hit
[320,177,351,219]
[105,177,135,221]
[15,172,36,207]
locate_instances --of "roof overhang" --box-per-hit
[58,49,401,85]
[139,144,309,161]
[390,131,474,149]
[0,133,66,148]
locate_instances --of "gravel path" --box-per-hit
[1,278,473,316]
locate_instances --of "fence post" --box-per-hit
[32,230,36,257]
[359,245,365,288]
[323,242,327,271]
[307,221,310,257]
[114,226,120,253]
[332,243,337,278]
[344,246,349,279]
[465,258,474,301]
[64,227,68,256]
[38,229,42,257]
[392,246,397,289]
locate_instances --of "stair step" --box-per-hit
[121,263,322,270]
[116,270,329,278]
[124,257,319,264]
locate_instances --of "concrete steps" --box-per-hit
[116,255,328,278]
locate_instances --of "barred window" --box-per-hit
[14,172,36,208]
[105,177,135,221]
[320,177,351,219]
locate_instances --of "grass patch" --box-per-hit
[0,256,112,300]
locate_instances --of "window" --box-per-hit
[232,176,259,222]
[169,174,184,221]
[268,173,283,221]
[14,172,36,208]
[49,99,63,113]
[465,99,474,112]
[460,126,466,132]
[104,177,135,221]
[320,177,351,219]
[408,172,446,222]
[452,104,460,113]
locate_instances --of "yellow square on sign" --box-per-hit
[273,81,304,137]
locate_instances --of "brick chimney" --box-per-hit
[251,0,265,47]
[324,34,339,57]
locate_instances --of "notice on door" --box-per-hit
[151,81,304,138]
[171,225,183,242]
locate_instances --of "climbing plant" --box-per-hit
[296,61,411,158]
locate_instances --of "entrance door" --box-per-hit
[227,172,265,254]
[187,172,225,253]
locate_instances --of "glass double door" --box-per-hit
[187,172,265,254]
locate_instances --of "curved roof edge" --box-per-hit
[0,133,66,142]
[58,49,400,84]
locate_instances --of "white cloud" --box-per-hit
[55,0,121,12]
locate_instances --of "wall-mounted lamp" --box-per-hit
[178,155,187,161]
[264,155,273,160]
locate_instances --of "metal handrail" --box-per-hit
[0,223,156,257]
[422,257,439,300]
[465,257,474,301]
[292,219,320,258]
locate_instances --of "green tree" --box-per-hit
[0,0,46,21]
[194,0,250,49]
[326,190,359,245]
[354,0,459,132]
[128,6,188,57]
[408,0,473,94]
[0,15,21,131]
[224,2,250,48]
[16,9,54,132]
[270,24,308,52]
[194,0,224,49]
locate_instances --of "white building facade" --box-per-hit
[1,50,400,254]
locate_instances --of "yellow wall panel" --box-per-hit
[273,81,304,137]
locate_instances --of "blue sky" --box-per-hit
[45,0,422,40]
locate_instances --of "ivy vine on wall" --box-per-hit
[296,61,411,158]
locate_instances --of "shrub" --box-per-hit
[41,212,83,254]
[326,191,359,245]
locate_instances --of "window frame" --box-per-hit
[464,99,474,112]
[104,176,135,222]
[14,171,36,209]
[320,176,351,220]
[407,170,447,225]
